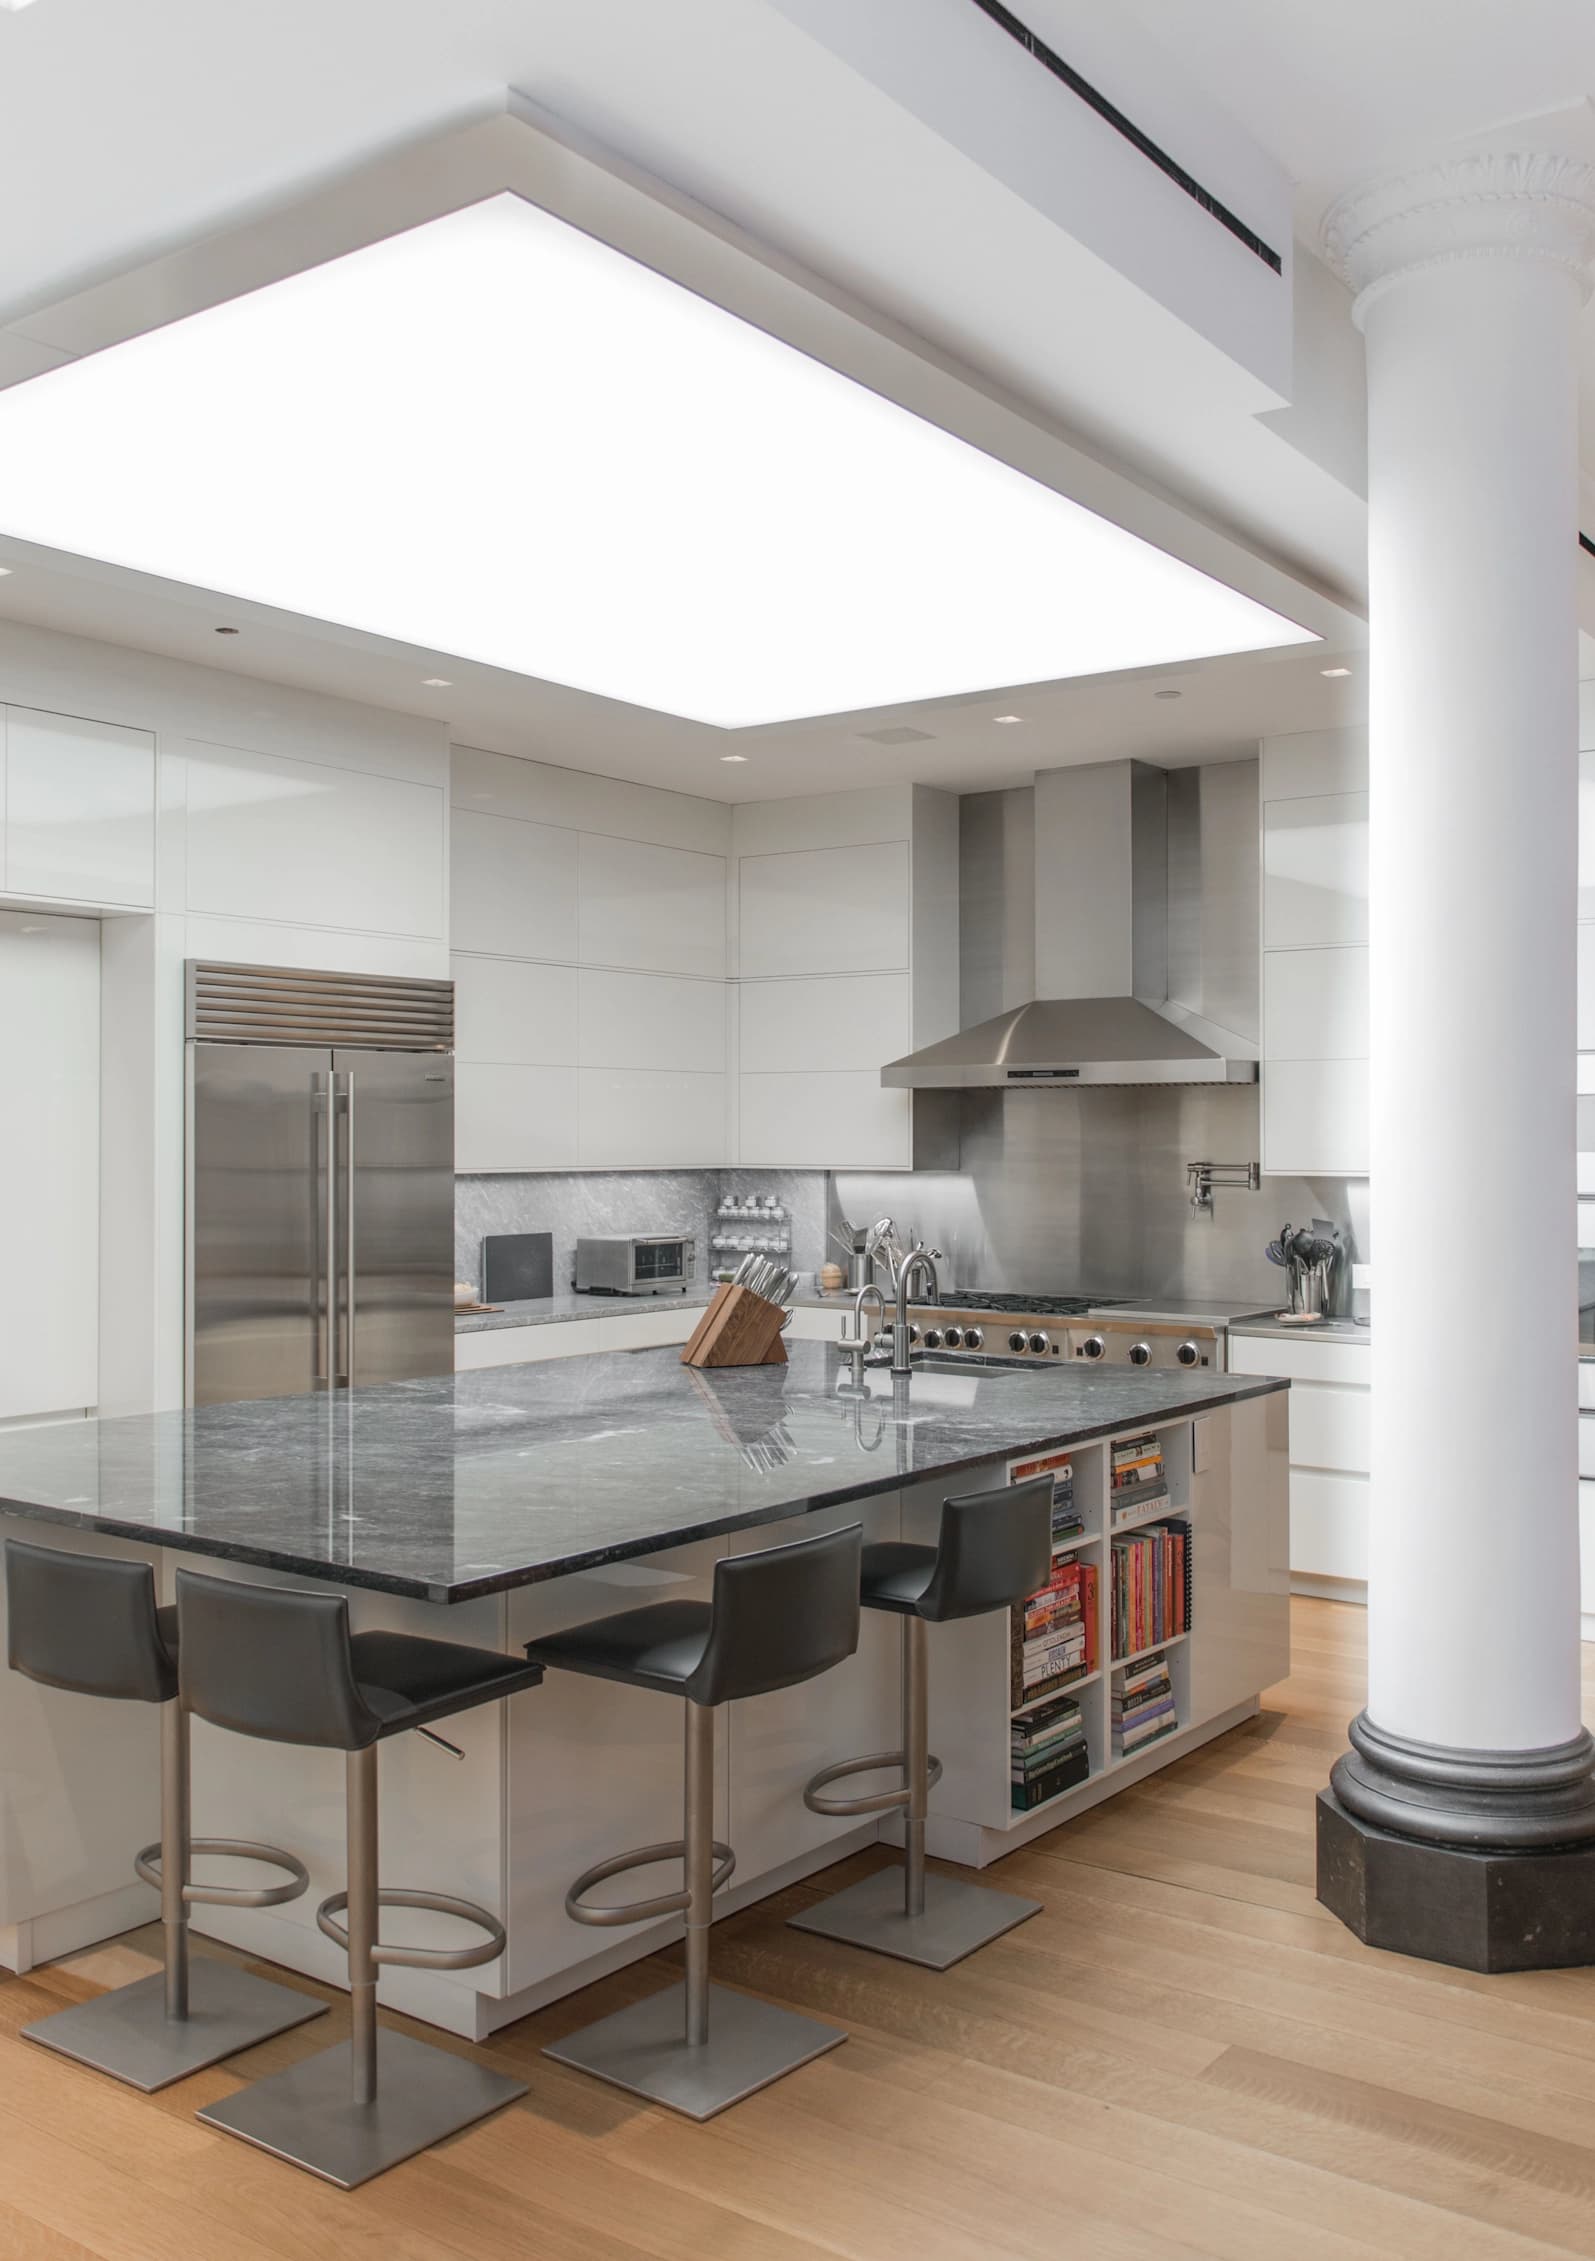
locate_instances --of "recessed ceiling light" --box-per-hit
[0,195,1317,726]
[0,3,42,14]
[1154,687,1182,700]
[0,566,12,577]
[422,676,451,687]
[1321,665,1352,677]
[992,713,1023,725]
[720,753,749,763]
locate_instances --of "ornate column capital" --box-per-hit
[1322,150,1595,325]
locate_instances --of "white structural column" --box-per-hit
[1317,157,1595,1956]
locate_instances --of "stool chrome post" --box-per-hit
[533,1524,862,2120]
[683,1701,714,2049]
[792,1476,1054,1971]
[5,1539,326,2093]
[161,1695,191,2022]
[902,1620,929,1922]
[345,1745,380,2110]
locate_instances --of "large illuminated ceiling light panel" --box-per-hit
[0,194,1315,726]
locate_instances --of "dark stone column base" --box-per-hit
[1317,1787,1595,1971]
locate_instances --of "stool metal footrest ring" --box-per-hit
[136,1835,310,1909]
[317,1886,507,1972]
[566,1836,736,1927]
[802,1748,943,1818]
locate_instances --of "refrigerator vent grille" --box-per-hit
[187,961,454,1051]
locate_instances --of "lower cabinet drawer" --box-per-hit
[1290,1468,1368,1583]
[455,1322,597,1370]
[1288,1381,1370,1474]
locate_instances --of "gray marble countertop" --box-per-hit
[456,1290,713,1334]
[0,1345,1286,1605]
[1227,1314,1371,1344]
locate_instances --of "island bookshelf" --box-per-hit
[892,1394,1289,1867]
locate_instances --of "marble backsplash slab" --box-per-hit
[455,1169,827,1296]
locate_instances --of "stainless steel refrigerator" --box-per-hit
[186,961,455,1406]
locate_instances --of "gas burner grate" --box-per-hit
[937,1291,1104,1318]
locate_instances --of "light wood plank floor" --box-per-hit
[6,1599,1595,2260]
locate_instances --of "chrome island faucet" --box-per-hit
[839,1282,888,1392]
[892,1244,939,1376]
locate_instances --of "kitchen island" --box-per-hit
[0,1344,1289,2036]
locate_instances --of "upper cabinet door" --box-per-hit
[4,706,155,908]
[1262,793,1369,950]
[578,835,726,979]
[740,842,910,977]
[451,809,579,961]
[186,739,444,938]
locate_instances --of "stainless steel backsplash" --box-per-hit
[836,1085,1359,1305]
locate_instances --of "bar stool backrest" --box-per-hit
[5,1539,175,1704]
[689,1522,863,1708]
[918,1475,1054,1623]
[176,1568,383,1750]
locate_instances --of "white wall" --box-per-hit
[0,618,450,1416]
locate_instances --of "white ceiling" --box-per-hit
[0,0,1584,801]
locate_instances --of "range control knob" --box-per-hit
[1128,1341,1152,1366]
[922,1328,943,1350]
[1008,1330,1028,1354]
[1079,1335,1106,1360]
[943,1326,964,1349]
[907,1324,921,1345]
[1028,1332,1050,1356]
[1176,1340,1200,1367]
[964,1327,984,1351]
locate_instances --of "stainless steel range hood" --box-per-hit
[884,759,1259,1090]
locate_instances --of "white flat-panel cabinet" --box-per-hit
[1260,733,1370,1178]
[578,1068,727,1168]
[1262,793,1369,949]
[450,811,579,963]
[739,842,909,978]
[3,707,155,908]
[733,790,957,1168]
[579,836,726,980]
[740,1070,911,1168]
[1263,1058,1370,1176]
[186,739,445,938]
[0,909,100,1419]
[452,955,579,1066]
[455,1063,579,1172]
[738,973,909,1076]
[578,969,725,1075]
[1227,1332,1371,1589]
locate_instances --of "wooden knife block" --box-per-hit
[681,1283,789,1368]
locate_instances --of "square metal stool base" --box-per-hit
[196,2030,527,2188]
[23,1959,327,2093]
[789,1865,1041,1970]
[545,1980,845,2120]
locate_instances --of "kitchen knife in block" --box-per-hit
[681,1283,788,1367]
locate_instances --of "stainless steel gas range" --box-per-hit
[900,1291,1228,1372]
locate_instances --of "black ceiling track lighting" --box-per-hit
[1580,532,1595,559]
[965,0,1283,275]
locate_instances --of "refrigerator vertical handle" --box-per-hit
[343,1070,357,1389]
[313,1070,335,1388]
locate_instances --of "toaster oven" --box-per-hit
[574,1234,697,1296]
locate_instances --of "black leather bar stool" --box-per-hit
[4,1539,326,2090]
[525,1522,863,2121]
[174,1568,543,2188]
[791,1474,1053,1970]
